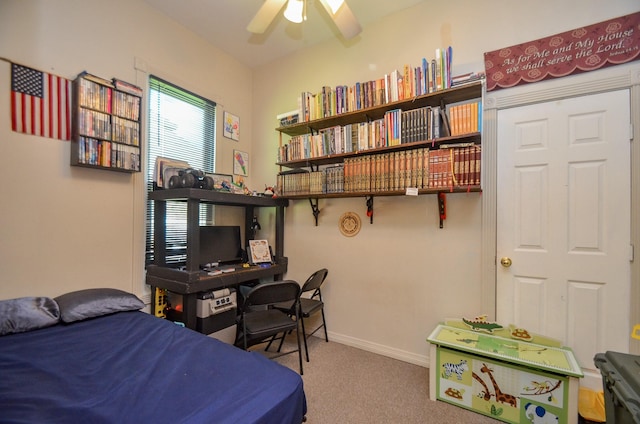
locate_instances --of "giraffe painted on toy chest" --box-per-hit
[480,363,518,407]
[472,371,492,401]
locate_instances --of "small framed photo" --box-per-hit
[223,111,239,141]
[206,173,233,191]
[233,150,249,177]
[248,240,272,264]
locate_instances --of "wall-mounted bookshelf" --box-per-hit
[70,72,142,173]
[276,81,483,199]
[274,75,483,226]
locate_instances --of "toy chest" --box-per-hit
[428,323,583,423]
[594,351,640,424]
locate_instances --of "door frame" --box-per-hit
[481,62,640,355]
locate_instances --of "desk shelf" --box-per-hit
[146,261,288,294]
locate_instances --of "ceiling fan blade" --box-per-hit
[318,0,362,39]
[247,0,288,34]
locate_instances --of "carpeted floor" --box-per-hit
[256,335,498,423]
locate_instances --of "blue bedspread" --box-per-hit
[0,311,306,423]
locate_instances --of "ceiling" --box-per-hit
[143,0,426,68]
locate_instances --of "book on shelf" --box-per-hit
[277,109,300,127]
[78,71,114,87]
[434,50,442,91]
[112,78,143,97]
[439,108,451,138]
[451,71,486,87]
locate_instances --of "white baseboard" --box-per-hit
[325,331,429,368]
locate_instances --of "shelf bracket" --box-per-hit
[438,192,446,229]
[309,198,320,226]
[366,196,374,224]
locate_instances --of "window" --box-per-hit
[146,76,216,264]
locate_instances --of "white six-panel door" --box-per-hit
[496,89,631,388]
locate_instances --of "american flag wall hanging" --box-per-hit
[10,63,71,141]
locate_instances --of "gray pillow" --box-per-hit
[0,297,60,336]
[55,288,145,323]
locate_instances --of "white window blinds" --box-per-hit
[146,76,216,264]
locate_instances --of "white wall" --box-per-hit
[252,1,640,364]
[0,0,254,299]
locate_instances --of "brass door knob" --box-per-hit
[500,257,512,268]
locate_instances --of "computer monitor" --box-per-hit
[199,225,243,266]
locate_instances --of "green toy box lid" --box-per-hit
[428,323,584,377]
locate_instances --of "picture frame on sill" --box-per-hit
[223,111,239,141]
[206,173,233,192]
[233,150,248,177]
[248,239,272,265]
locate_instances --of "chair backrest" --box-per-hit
[301,268,328,294]
[242,280,301,309]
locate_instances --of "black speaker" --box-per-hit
[168,175,181,189]
[168,168,212,189]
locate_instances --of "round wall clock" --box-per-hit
[339,212,361,237]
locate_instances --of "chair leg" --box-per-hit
[265,334,278,351]
[242,322,248,351]
[300,316,310,362]
[320,309,328,342]
[295,318,303,375]
[276,331,287,352]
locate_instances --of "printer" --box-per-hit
[196,288,237,343]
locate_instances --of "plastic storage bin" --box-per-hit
[594,351,640,424]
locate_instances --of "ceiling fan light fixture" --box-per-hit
[283,0,305,24]
[324,0,344,14]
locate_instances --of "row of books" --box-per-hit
[277,145,481,195]
[78,78,112,113]
[112,116,140,146]
[112,91,141,121]
[278,105,446,163]
[385,105,444,147]
[78,109,111,140]
[78,109,141,146]
[77,77,142,120]
[77,136,141,171]
[323,165,344,194]
[294,48,454,123]
[448,101,482,136]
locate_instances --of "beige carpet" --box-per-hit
[258,335,498,423]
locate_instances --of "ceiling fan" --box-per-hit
[247,0,362,40]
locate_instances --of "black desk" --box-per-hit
[147,259,287,331]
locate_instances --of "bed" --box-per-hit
[0,289,307,423]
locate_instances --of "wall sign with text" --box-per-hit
[484,12,640,91]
